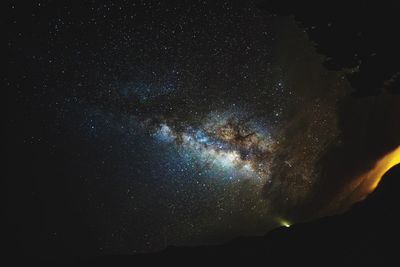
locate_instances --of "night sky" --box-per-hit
[6,0,399,259]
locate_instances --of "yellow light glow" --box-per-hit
[365,146,400,193]
[277,218,291,228]
[329,146,400,212]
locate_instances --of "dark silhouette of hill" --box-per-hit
[84,164,399,266]
[258,0,400,224]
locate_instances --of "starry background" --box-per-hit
[5,0,375,259]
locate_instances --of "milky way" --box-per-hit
[150,112,274,183]
[62,4,348,253]
[8,1,355,254]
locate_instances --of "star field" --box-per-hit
[6,0,353,254]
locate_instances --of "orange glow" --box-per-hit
[361,146,400,194]
[329,146,400,213]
